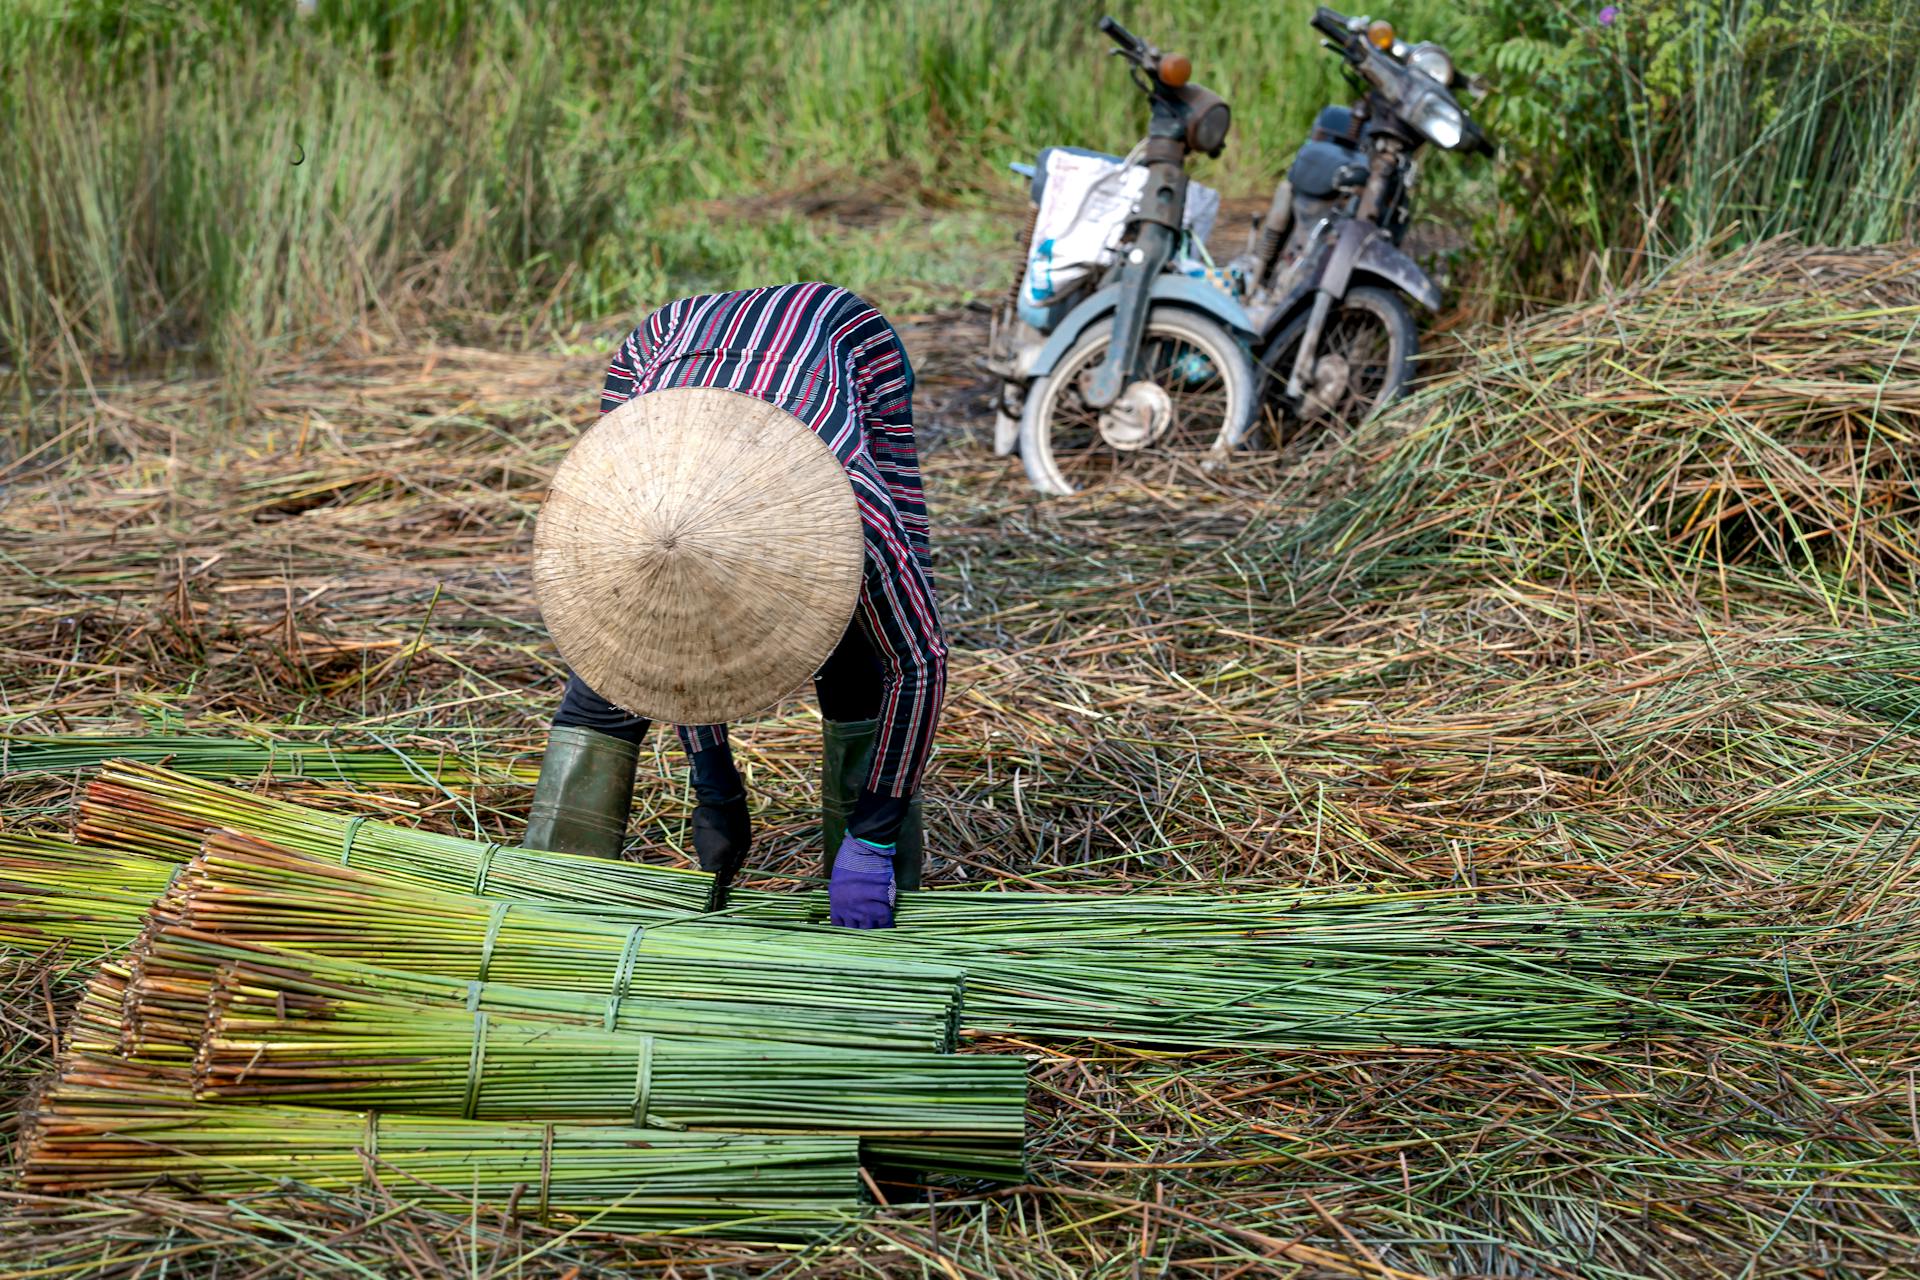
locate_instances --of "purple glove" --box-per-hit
[829,835,896,929]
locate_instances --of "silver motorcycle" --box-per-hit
[1235,8,1492,438]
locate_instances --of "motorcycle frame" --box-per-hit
[1232,123,1447,438]
[988,17,1257,457]
[1241,8,1489,427]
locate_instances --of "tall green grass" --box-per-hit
[2,0,1914,389]
[0,0,1383,386]
[1472,0,1920,301]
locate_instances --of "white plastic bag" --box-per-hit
[1020,150,1220,325]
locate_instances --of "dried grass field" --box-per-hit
[3,243,1920,1277]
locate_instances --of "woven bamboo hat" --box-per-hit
[534,387,866,725]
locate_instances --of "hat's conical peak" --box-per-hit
[535,388,865,724]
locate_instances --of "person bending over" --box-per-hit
[526,283,947,931]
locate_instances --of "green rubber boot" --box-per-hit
[821,718,924,889]
[523,725,639,859]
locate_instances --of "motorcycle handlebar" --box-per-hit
[1099,15,1145,55]
[1098,15,1178,82]
[1310,7,1353,41]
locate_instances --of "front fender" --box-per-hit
[1021,276,1254,379]
[1340,224,1441,311]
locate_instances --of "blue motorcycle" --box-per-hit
[983,17,1259,497]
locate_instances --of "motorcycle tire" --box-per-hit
[1018,309,1258,497]
[1254,285,1418,447]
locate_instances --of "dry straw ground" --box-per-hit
[3,244,1919,1277]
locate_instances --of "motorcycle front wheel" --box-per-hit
[1019,309,1258,497]
[1256,285,1417,446]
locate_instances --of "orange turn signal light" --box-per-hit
[1367,20,1395,48]
[1159,52,1192,86]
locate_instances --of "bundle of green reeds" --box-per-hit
[131,822,1831,1049]
[188,1007,1025,1180]
[149,831,967,1043]
[180,928,958,1053]
[0,832,180,954]
[50,1007,1022,1181]
[81,759,716,916]
[19,1093,862,1235]
[64,927,958,1084]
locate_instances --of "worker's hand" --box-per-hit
[829,835,896,929]
[692,794,751,911]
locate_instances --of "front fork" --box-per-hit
[1285,290,1337,403]
[1085,141,1188,410]
[1284,142,1401,403]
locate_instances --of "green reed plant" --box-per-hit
[1468,0,1920,301]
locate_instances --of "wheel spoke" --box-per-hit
[1037,322,1242,492]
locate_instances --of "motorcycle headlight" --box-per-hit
[1406,90,1465,149]
[1186,103,1232,157]
[1407,42,1454,86]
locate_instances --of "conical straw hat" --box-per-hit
[534,387,866,725]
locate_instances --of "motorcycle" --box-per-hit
[983,17,1261,497]
[1235,7,1492,436]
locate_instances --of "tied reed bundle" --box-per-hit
[191,929,958,1053]
[0,833,181,954]
[82,758,718,915]
[190,1006,1026,1180]
[154,831,968,1045]
[19,1093,863,1236]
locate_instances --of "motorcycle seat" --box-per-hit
[1310,105,1362,145]
[1288,138,1365,199]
